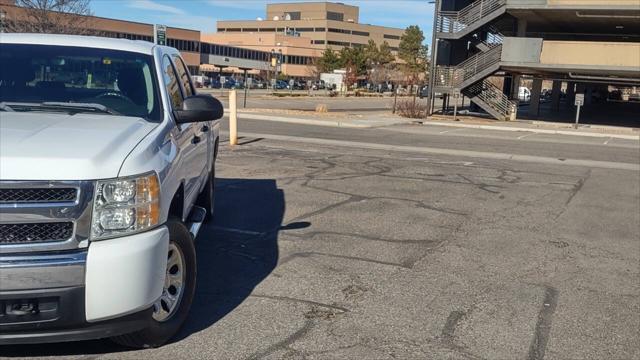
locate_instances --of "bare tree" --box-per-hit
[3,0,95,35]
[306,57,322,80]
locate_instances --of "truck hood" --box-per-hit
[0,112,158,180]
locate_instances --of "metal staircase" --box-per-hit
[436,0,507,39]
[463,80,517,121]
[433,28,516,121]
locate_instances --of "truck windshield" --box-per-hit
[0,44,161,121]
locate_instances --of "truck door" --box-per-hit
[172,55,211,194]
[161,55,204,214]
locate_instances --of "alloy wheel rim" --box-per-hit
[152,242,185,322]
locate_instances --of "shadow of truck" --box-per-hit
[176,177,286,339]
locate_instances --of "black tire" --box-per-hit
[111,218,197,348]
[196,164,215,222]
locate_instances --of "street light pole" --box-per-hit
[426,0,440,117]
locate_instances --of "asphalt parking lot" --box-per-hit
[2,132,638,360]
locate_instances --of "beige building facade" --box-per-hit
[216,2,405,52]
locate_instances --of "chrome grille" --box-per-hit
[0,222,74,244]
[0,188,77,203]
[0,180,94,254]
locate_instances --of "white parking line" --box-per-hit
[439,128,464,134]
[517,133,535,140]
[603,137,613,145]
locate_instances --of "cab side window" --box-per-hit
[172,55,194,98]
[162,56,182,109]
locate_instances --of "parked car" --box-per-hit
[518,86,531,102]
[292,80,307,90]
[274,79,289,90]
[209,78,222,88]
[419,85,429,99]
[311,80,326,90]
[223,78,238,89]
[0,34,224,347]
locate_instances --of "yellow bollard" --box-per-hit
[229,89,238,146]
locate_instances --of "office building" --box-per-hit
[216,2,405,52]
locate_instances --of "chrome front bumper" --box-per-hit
[0,251,86,291]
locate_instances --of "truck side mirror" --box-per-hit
[173,95,224,124]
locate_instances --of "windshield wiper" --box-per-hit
[0,102,15,112]
[40,102,121,115]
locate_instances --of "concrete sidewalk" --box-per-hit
[235,109,414,128]
[423,115,639,140]
[232,108,639,140]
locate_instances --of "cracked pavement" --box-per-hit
[2,133,638,360]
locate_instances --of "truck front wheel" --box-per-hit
[111,218,196,348]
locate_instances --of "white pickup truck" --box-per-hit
[0,34,222,347]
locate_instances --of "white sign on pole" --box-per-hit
[574,94,584,128]
[154,24,167,45]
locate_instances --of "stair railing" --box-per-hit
[437,0,506,34]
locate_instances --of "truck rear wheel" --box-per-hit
[111,218,196,348]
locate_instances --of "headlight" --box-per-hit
[91,172,160,240]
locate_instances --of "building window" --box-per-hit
[243,28,259,32]
[352,30,369,37]
[260,28,276,32]
[217,28,225,32]
[285,11,301,20]
[328,28,350,34]
[384,34,401,40]
[226,28,241,32]
[314,27,326,32]
[327,11,344,21]
[295,27,314,32]
[327,40,349,47]
[313,40,325,44]
[351,43,366,48]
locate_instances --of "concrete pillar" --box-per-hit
[551,80,562,111]
[517,19,527,37]
[566,82,575,107]
[503,76,513,97]
[585,85,593,105]
[528,78,543,118]
[508,20,528,101]
[511,74,521,101]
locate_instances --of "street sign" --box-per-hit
[574,94,584,128]
[154,24,167,46]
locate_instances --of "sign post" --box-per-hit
[453,90,460,121]
[574,93,584,129]
[154,24,167,46]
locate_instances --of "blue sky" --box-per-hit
[91,0,435,47]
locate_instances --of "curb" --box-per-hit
[421,121,639,140]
